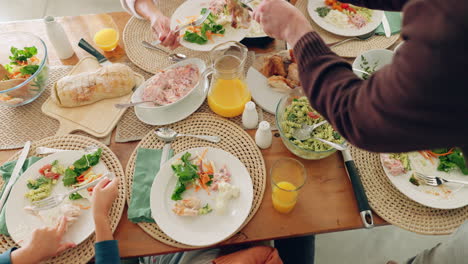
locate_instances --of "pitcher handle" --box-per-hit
[201,67,214,95]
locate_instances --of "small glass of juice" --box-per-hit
[271,158,307,214]
[93,28,119,52]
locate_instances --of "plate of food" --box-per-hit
[247,50,299,114]
[132,58,208,126]
[307,0,383,37]
[380,149,468,209]
[5,149,108,246]
[150,147,253,246]
[172,0,251,51]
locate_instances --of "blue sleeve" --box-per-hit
[95,240,120,264]
[0,248,17,264]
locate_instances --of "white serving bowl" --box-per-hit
[352,49,394,79]
[131,58,207,110]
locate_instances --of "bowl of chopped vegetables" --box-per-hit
[352,49,394,80]
[0,31,49,107]
[276,88,344,160]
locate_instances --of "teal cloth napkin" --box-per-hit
[0,157,42,235]
[128,148,174,223]
[375,12,402,36]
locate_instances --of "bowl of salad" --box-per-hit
[352,49,394,80]
[276,88,344,160]
[0,32,49,107]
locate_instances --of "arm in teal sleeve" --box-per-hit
[95,240,120,264]
[0,248,17,264]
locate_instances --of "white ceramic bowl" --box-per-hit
[131,58,207,110]
[352,49,394,79]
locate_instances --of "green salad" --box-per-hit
[171,152,200,200]
[281,97,342,152]
[183,8,226,45]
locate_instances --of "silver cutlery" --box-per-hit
[154,128,177,168]
[414,172,468,187]
[352,68,372,76]
[141,41,187,62]
[155,128,221,144]
[36,145,98,155]
[150,10,212,46]
[0,141,31,212]
[381,13,391,38]
[31,173,113,211]
[329,29,377,49]
[292,121,347,150]
[114,100,161,109]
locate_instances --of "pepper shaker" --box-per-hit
[242,101,259,129]
[255,121,272,149]
[44,16,75,59]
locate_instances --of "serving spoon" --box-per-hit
[114,100,161,109]
[292,121,347,151]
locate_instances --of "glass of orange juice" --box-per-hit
[206,41,251,117]
[271,158,307,214]
[93,28,119,52]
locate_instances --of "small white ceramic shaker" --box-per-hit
[242,101,259,129]
[255,121,272,149]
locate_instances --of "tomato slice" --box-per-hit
[44,171,60,180]
[39,164,52,175]
[308,112,321,119]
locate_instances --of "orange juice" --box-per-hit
[272,181,298,213]
[93,28,119,51]
[208,78,251,117]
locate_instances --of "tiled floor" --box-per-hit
[0,0,453,263]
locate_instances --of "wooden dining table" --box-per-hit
[0,9,386,259]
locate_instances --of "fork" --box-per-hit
[36,145,98,155]
[151,10,212,46]
[414,172,468,186]
[30,173,114,211]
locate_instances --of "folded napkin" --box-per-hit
[0,157,42,235]
[375,12,402,36]
[128,148,174,223]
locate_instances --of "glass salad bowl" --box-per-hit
[275,88,339,160]
[0,32,49,107]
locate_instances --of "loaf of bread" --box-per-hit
[52,63,136,107]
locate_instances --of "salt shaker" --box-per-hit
[242,101,259,129]
[255,121,272,149]
[44,16,75,59]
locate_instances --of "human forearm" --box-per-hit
[135,0,163,23]
[94,213,113,243]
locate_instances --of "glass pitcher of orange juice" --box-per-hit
[206,41,251,118]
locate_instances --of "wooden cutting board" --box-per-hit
[41,57,144,137]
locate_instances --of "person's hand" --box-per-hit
[92,177,119,221]
[150,15,181,50]
[11,217,75,263]
[253,0,313,47]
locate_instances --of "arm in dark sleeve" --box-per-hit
[95,240,120,264]
[340,0,408,11]
[0,248,16,264]
[293,4,467,154]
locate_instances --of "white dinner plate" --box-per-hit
[132,58,208,126]
[150,147,253,246]
[247,67,284,114]
[171,0,250,51]
[5,151,108,246]
[307,0,383,37]
[380,152,468,209]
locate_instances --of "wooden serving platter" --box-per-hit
[41,57,144,137]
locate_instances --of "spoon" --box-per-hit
[329,29,377,49]
[154,128,177,168]
[155,128,221,143]
[114,100,161,109]
[141,41,187,62]
[292,121,347,151]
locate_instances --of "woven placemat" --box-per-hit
[124,0,213,74]
[125,113,266,248]
[295,0,399,57]
[0,135,126,263]
[350,146,468,235]
[0,66,111,150]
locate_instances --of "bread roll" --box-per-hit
[52,63,135,107]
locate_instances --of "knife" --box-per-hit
[0,141,31,212]
[381,13,391,38]
[78,38,112,66]
[341,148,374,229]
